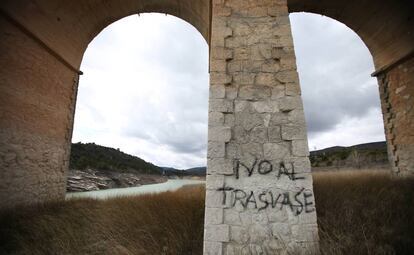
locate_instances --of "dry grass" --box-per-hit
[313,170,414,255]
[0,186,205,255]
[1,170,413,255]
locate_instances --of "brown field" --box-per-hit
[1,170,413,255]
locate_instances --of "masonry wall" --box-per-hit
[0,15,78,209]
[204,1,319,254]
[378,56,414,176]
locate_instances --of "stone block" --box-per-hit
[224,113,235,126]
[206,174,225,190]
[235,111,264,131]
[233,73,256,85]
[264,142,290,159]
[299,209,317,225]
[211,25,233,47]
[242,60,263,73]
[205,190,226,208]
[230,226,249,244]
[276,70,299,84]
[226,86,238,99]
[204,224,230,242]
[241,142,263,158]
[269,112,289,126]
[234,100,250,112]
[208,126,232,142]
[291,224,319,242]
[271,85,286,99]
[287,109,306,124]
[205,207,224,225]
[224,208,242,225]
[208,141,226,158]
[279,96,303,112]
[268,126,282,142]
[291,157,311,173]
[211,72,232,85]
[204,241,223,255]
[210,60,227,72]
[252,100,279,113]
[249,224,271,243]
[256,73,275,86]
[268,5,288,17]
[210,85,226,99]
[226,141,242,158]
[262,60,281,73]
[292,140,309,156]
[267,206,288,223]
[271,47,286,60]
[271,223,292,242]
[285,82,301,96]
[209,112,224,126]
[250,126,268,143]
[232,47,249,60]
[281,125,306,140]
[233,126,250,143]
[209,99,234,113]
[227,60,242,72]
[207,158,233,175]
[211,47,233,60]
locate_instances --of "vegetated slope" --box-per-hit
[70,142,161,175]
[161,167,206,177]
[185,167,206,176]
[310,141,388,169]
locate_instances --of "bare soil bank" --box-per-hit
[67,169,168,192]
[1,170,413,255]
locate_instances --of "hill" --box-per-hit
[310,141,388,169]
[161,166,206,177]
[70,142,161,175]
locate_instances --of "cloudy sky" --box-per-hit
[72,13,385,169]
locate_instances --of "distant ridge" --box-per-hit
[161,166,206,177]
[310,141,388,169]
[70,142,161,175]
[70,141,388,176]
[311,141,386,154]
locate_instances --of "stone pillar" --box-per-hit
[0,14,78,209]
[377,56,414,176]
[204,1,319,254]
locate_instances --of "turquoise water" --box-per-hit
[66,179,205,200]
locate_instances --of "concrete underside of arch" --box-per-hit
[0,0,413,254]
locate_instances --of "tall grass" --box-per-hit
[313,170,414,255]
[0,186,205,255]
[1,170,413,254]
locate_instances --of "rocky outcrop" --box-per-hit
[67,169,167,192]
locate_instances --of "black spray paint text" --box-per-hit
[217,185,315,215]
[232,159,305,181]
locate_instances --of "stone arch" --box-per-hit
[0,0,210,209]
[286,0,414,175]
[287,0,414,71]
[0,0,210,71]
[1,1,414,254]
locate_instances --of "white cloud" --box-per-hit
[72,14,209,169]
[290,13,385,149]
[72,12,385,169]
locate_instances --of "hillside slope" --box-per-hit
[67,143,165,192]
[70,142,161,175]
[310,141,388,169]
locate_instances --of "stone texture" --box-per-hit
[2,0,413,254]
[204,1,320,253]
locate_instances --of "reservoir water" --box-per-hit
[66,179,205,200]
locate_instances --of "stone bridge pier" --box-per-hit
[204,1,318,253]
[0,0,414,254]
